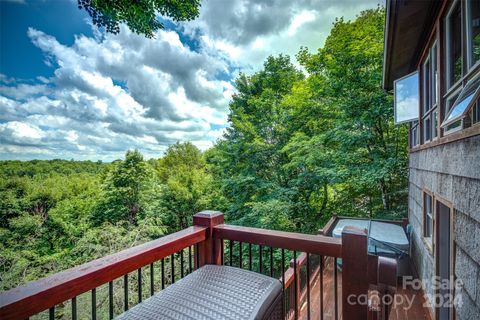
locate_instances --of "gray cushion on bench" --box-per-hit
[116,265,282,320]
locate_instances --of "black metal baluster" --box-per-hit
[124,274,129,311]
[306,253,311,320]
[229,240,233,266]
[293,251,298,320]
[269,247,274,277]
[259,245,263,274]
[49,307,54,320]
[239,241,243,268]
[72,296,77,320]
[150,263,154,296]
[320,256,324,320]
[249,243,252,270]
[138,268,142,303]
[334,257,338,320]
[195,243,200,269]
[109,281,113,319]
[161,259,165,289]
[171,254,175,284]
[180,249,185,278]
[92,288,96,320]
[281,248,285,319]
[188,246,193,273]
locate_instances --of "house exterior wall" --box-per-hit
[408,134,480,319]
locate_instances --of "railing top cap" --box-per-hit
[194,210,224,218]
[341,225,368,236]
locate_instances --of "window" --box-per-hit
[447,2,463,88]
[410,121,419,148]
[424,116,431,142]
[467,0,480,67]
[423,58,432,113]
[471,99,480,124]
[432,109,439,139]
[442,75,480,130]
[423,192,433,247]
[394,71,419,124]
[432,43,438,106]
[421,44,438,143]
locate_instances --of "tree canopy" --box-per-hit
[78,0,201,38]
[206,8,407,233]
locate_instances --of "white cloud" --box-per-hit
[288,11,316,36]
[0,121,45,144]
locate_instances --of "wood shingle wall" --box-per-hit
[408,134,480,320]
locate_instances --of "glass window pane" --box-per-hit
[446,120,462,132]
[432,110,438,139]
[443,76,480,126]
[424,193,433,238]
[424,117,431,142]
[432,44,438,105]
[423,58,431,112]
[426,215,432,238]
[474,100,480,123]
[448,3,462,86]
[445,92,460,116]
[394,72,419,124]
[411,121,419,147]
[469,0,480,66]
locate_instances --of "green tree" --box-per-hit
[93,150,152,224]
[78,0,201,38]
[208,55,306,230]
[297,8,408,218]
[209,8,408,232]
[156,142,224,232]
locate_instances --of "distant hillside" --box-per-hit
[0,159,109,177]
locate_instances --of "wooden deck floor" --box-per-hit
[293,258,433,320]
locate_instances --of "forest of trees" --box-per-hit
[0,8,408,303]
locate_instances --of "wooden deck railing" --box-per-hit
[0,211,397,320]
[0,226,208,320]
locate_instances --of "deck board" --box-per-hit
[293,258,432,320]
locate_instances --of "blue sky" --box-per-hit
[1,0,93,79]
[0,0,381,161]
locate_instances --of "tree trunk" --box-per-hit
[379,179,389,210]
[320,182,328,213]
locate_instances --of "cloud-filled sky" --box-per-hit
[0,0,381,161]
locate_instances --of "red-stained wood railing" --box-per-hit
[214,224,336,320]
[283,252,321,320]
[213,224,343,257]
[212,220,396,320]
[0,225,207,320]
[0,211,397,320]
[367,255,398,320]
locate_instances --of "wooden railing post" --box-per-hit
[193,211,224,268]
[377,257,397,320]
[342,226,369,320]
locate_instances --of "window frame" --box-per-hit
[394,71,420,125]
[421,41,439,144]
[445,0,463,90]
[422,189,434,254]
[470,99,480,125]
[407,0,480,150]
[442,73,480,132]
[410,120,420,148]
[466,0,480,69]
